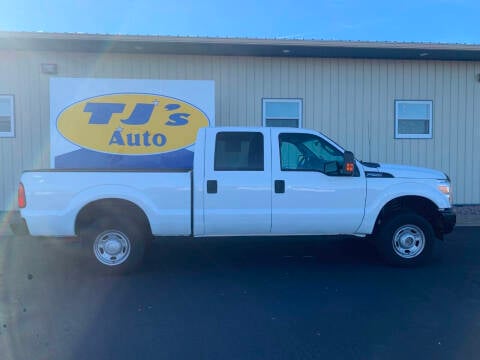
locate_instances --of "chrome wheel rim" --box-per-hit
[392,224,425,259]
[93,230,131,266]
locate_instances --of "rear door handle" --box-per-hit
[275,180,285,193]
[207,180,217,194]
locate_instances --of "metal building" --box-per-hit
[1,31,480,212]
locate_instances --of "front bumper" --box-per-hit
[439,208,456,235]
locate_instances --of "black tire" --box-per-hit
[79,217,147,274]
[375,212,435,266]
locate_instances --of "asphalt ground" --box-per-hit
[0,228,479,360]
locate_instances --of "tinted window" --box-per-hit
[279,133,345,175]
[214,132,264,171]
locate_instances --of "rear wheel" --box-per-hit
[376,212,435,266]
[80,217,147,274]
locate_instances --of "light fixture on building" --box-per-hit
[419,52,429,57]
[282,49,291,54]
[41,63,58,74]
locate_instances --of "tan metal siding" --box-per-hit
[0,50,479,211]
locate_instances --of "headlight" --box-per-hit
[438,180,452,204]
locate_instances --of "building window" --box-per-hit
[395,100,432,139]
[0,95,14,138]
[263,99,302,128]
[214,132,264,171]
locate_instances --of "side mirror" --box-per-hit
[342,151,355,176]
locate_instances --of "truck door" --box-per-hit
[271,129,366,235]
[203,129,272,235]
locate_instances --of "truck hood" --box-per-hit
[362,162,447,180]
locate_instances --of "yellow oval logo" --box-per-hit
[57,94,210,155]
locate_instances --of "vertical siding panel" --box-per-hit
[335,60,343,144]
[384,60,393,162]
[253,58,264,126]
[324,59,333,136]
[412,61,433,166]
[444,62,454,178]
[456,63,467,203]
[0,52,16,210]
[244,57,255,126]
[403,61,413,164]
[464,63,475,204]
[236,57,247,126]
[270,58,281,98]
[369,60,379,162]
[348,60,358,154]
[304,58,314,130]
[325,59,331,135]
[434,62,445,172]
[20,53,37,174]
[391,61,401,163]
[37,55,51,170]
[346,60,356,150]
[472,62,480,203]
[337,60,348,147]
[0,51,15,210]
[221,56,232,126]
[361,60,371,160]
[317,59,325,133]
[422,61,435,168]
[262,58,272,99]
[222,56,234,125]
[449,62,460,200]
[212,56,223,126]
[297,59,306,127]
[376,61,389,162]
[162,55,176,79]
[279,58,288,98]
[288,58,297,98]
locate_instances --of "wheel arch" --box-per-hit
[75,198,152,236]
[373,195,444,239]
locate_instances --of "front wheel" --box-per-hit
[80,217,147,274]
[375,212,435,266]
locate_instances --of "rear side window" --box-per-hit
[214,132,264,171]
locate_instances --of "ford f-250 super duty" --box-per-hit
[12,127,456,273]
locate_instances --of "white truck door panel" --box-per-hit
[203,129,272,235]
[271,130,366,235]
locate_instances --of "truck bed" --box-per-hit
[20,170,192,237]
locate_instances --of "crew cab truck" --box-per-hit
[13,127,456,273]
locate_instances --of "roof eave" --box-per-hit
[1,31,480,61]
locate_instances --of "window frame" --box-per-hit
[214,131,264,172]
[278,132,352,176]
[262,98,302,128]
[394,100,433,139]
[0,95,15,138]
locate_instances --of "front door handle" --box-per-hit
[207,180,217,194]
[275,180,285,194]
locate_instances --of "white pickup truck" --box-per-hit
[12,127,456,273]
